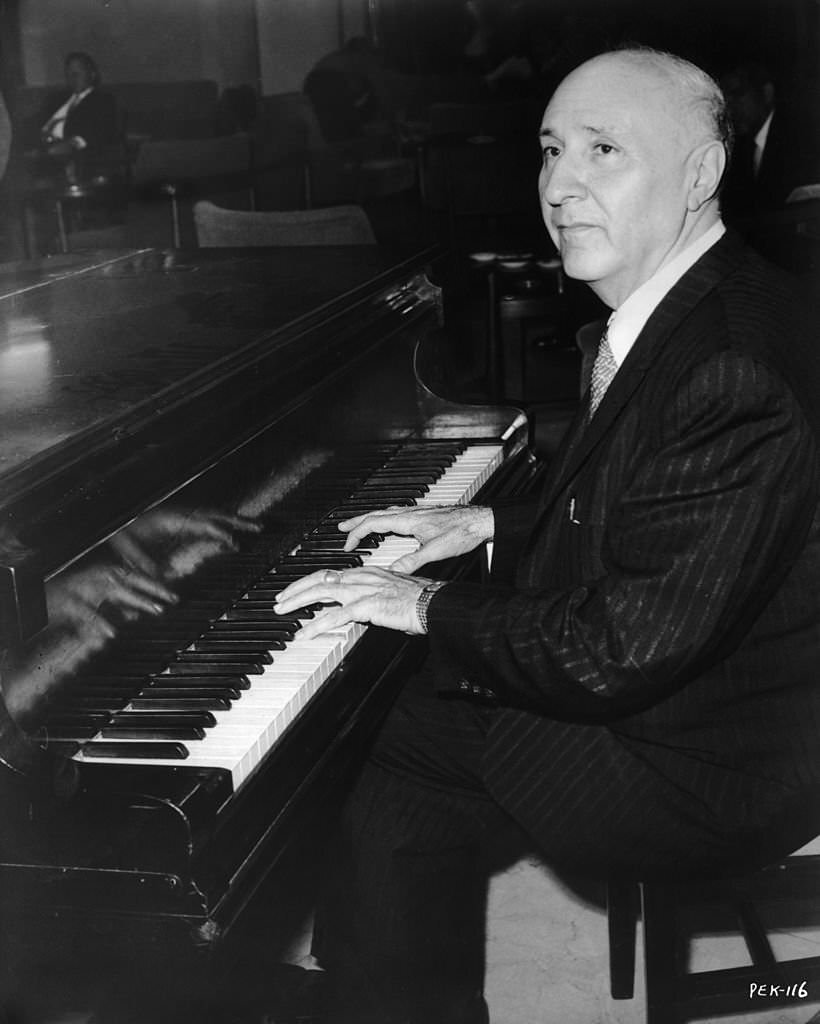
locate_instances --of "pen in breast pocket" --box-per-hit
[568,496,581,524]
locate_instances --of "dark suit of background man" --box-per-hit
[274,47,820,1024]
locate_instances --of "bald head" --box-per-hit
[571,49,732,158]
[538,48,728,307]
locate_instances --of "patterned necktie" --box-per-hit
[589,328,618,417]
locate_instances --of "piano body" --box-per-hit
[0,244,543,1012]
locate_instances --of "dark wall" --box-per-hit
[376,0,818,94]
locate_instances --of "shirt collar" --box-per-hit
[58,88,93,113]
[606,220,726,366]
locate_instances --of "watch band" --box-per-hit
[415,581,444,634]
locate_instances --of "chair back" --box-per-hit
[193,201,376,247]
[112,80,220,140]
[131,135,251,188]
[254,94,312,165]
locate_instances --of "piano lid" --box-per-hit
[0,246,439,485]
[0,244,443,641]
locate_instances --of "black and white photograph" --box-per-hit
[0,1,818,1022]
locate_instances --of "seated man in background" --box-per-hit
[273,47,820,1024]
[39,51,119,184]
[304,38,389,145]
[720,60,820,216]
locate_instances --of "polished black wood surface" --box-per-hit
[0,245,442,590]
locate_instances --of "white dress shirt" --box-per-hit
[753,110,774,177]
[43,88,93,146]
[606,221,726,368]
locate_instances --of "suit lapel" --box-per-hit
[537,231,746,517]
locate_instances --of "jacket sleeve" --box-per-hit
[486,497,539,584]
[427,352,819,719]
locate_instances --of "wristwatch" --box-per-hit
[415,581,444,634]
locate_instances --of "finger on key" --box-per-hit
[274,569,335,607]
[341,511,415,552]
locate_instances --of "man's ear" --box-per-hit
[687,140,727,210]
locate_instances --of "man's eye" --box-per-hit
[542,146,560,162]
[594,143,616,155]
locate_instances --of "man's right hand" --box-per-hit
[340,504,494,574]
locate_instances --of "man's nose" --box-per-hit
[540,153,586,206]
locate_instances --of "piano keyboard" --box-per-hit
[68,441,505,788]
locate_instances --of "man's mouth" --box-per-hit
[555,222,598,233]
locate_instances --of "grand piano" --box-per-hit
[0,243,544,1018]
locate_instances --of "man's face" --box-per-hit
[538,56,693,307]
[65,59,92,95]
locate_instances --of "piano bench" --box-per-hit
[606,840,820,1024]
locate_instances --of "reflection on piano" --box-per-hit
[0,244,546,1018]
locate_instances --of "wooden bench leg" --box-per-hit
[642,882,683,1024]
[608,879,640,999]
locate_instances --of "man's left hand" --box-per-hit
[273,566,433,641]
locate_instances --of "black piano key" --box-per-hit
[240,583,314,600]
[161,662,262,677]
[297,538,350,551]
[280,554,363,567]
[47,712,110,729]
[161,599,230,610]
[69,676,147,690]
[74,673,150,684]
[336,495,418,508]
[364,472,439,483]
[45,725,102,741]
[60,695,130,711]
[113,634,188,651]
[223,614,314,628]
[386,457,456,468]
[225,609,303,624]
[325,500,414,518]
[110,711,217,728]
[132,612,213,627]
[86,661,170,677]
[263,572,313,583]
[173,652,267,671]
[207,625,294,641]
[188,641,277,658]
[353,487,427,499]
[101,726,206,741]
[207,625,295,641]
[42,740,82,758]
[82,741,189,760]
[152,673,251,690]
[67,687,143,702]
[130,696,231,711]
[308,528,382,541]
[137,687,240,701]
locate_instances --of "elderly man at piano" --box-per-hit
[273,47,820,1024]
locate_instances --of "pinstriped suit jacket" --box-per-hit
[427,231,820,854]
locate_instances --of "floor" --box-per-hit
[278,850,820,1024]
[482,854,820,1024]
